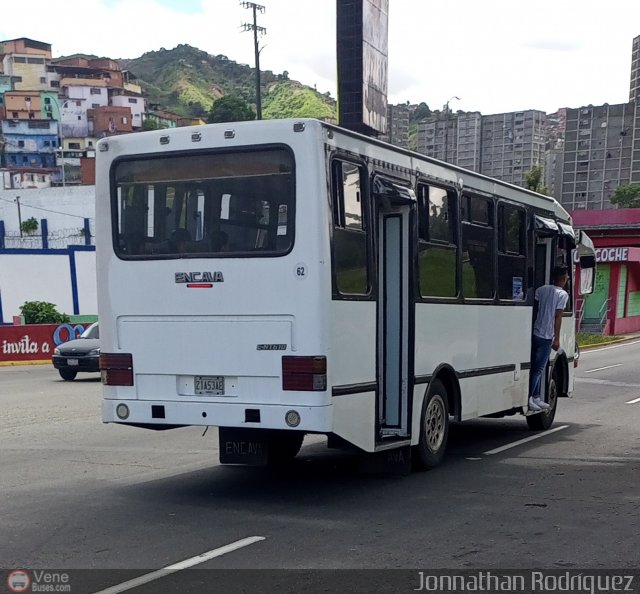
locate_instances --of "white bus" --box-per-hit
[95,118,595,469]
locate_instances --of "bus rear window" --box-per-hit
[112,148,294,258]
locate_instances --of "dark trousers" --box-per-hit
[530,334,553,399]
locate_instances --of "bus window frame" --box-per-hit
[108,144,296,261]
[415,180,461,303]
[496,200,529,304]
[329,155,374,301]
[460,191,497,303]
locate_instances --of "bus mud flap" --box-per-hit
[219,427,269,466]
[358,445,412,475]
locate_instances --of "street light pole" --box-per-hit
[241,2,266,120]
[52,95,65,187]
[443,96,460,163]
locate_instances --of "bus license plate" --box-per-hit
[195,376,224,395]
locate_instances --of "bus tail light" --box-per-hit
[100,353,134,386]
[282,356,327,391]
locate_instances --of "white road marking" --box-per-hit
[575,378,640,388]
[466,457,482,461]
[584,364,623,373]
[626,396,640,404]
[484,425,569,456]
[92,536,265,594]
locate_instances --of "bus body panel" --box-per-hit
[97,120,335,433]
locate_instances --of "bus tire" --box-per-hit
[59,369,77,381]
[413,379,449,470]
[268,431,304,465]
[526,372,558,431]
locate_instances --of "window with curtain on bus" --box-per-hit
[111,148,294,258]
[331,160,369,296]
[417,184,458,298]
[461,194,495,299]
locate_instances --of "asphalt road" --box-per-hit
[1,343,639,593]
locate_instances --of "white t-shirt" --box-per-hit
[533,285,569,339]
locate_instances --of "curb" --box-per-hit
[0,360,50,367]
[580,336,640,351]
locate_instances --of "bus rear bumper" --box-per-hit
[102,398,333,433]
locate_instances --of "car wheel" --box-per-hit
[59,369,77,381]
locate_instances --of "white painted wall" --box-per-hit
[0,185,94,233]
[111,95,145,129]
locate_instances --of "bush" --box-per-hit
[19,301,70,324]
[21,217,39,235]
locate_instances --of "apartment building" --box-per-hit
[0,38,146,187]
[382,103,410,148]
[630,35,640,103]
[560,102,640,210]
[0,38,51,91]
[480,110,546,187]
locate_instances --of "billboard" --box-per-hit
[337,0,389,136]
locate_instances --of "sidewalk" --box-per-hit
[580,331,640,351]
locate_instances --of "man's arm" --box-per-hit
[552,309,563,351]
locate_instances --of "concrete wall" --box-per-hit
[0,246,96,324]
[0,186,97,322]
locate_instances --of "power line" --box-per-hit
[0,195,92,220]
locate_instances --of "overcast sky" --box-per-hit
[2,0,639,115]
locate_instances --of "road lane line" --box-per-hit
[626,396,640,404]
[585,364,623,373]
[484,425,569,456]
[92,536,266,594]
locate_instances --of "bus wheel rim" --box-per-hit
[426,394,446,452]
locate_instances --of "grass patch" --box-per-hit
[577,332,620,347]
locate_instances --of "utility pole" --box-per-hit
[241,1,266,120]
[15,196,22,237]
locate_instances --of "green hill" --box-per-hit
[119,44,336,121]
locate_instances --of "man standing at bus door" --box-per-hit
[529,265,569,412]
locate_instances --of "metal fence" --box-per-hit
[1,224,95,250]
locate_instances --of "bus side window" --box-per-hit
[417,184,458,298]
[461,194,495,299]
[497,204,527,301]
[331,160,369,296]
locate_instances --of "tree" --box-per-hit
[20,301,70,324]
[610,183,640,208]
[207,95,255,123]
[412,102,431,122]
[142,118,160,131]
[524,165,548,195]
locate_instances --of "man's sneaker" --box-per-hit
[528,398,541,412]
[532,397,550,410]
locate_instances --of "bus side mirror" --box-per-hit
[579,261,595,295]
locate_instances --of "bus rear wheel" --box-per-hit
[267,431,304,465]
[526,373,558,431]
[413,379,449,470]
